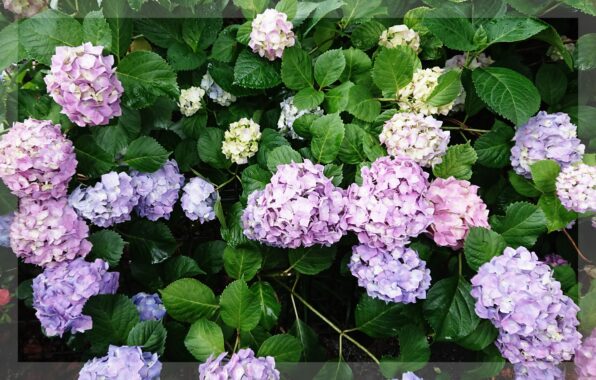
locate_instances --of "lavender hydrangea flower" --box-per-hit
[511,112,585,178]
[249,9,295,61]
[200,72,236,106]
[0,213,13,248]
[543,253,568,267]
[79,345,162,380]
[32,258,119,337]
[131,292,167,322]
[10,198,91,267]
[277,96,324,140]
[514,362,563,380]
[181,177,217,223]
[575,329,596,380]
[69,171,139,228]
[349,244,431,304]
[345,157,434,251]
[2,0,46,18]
[0,119,77,200]
[400,373,423,380]
[199,348,279,380]
[45,43,123,127]
[132,160,185,221]
[556,163,596,213]
[242,159,348,249]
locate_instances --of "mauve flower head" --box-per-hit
[2,0,46,18]
[514,362,563,380]
[444,53,493,112]
[0,213,13,248]
[200,72,236,107]
[543,253,568,267]
[349,244,431,304]
[199,348,279,380]
[132,160,185,221]
[379,112,450,167]
[378,25,420,52]
[131,292,166,322]
[345,157,434,250]
[556,162,596,213]
[249,9,295,61]
[178,86,205,117]
[69,171,139,228]
[10,198,91,267]
[32,258,118,337]
[399,372,423,380]
[426,177,490,250]
[181,177,217,223]
[45,43,123,127]
[221,118,262,165]
[78,345,162,380]
[277,96,324,140]
[575,329,596,380]
[398,67,455,116]
[0,118,77,200]
[242,159,348,249]
[511,111,584,178]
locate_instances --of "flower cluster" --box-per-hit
[511,111,584,178]
[131,292,167,321]
[0,119,77,200]
[543,253,568,267]
[2,0,46,18]
[79,345,162,380]
[32,258,119,337]
[471,247,582,366]
[426,177,490,250]
[178,86,205,117]
[514,362,563,380]
[10,198,91,267]
[277,96,324,140]
[131,160,185,221]
[181,177,217,223]
[444,53,493,112]
[379,112,450,167]
[199,348,279,380]
[0,213,12,248]
[397,67,455,115]
[69,171,139,228]
[548,36,575,62]
[242,160,347,248]
[249,9,295,61]
[575,329,596,380]
[45,43,123,127]
[200,72,236,106]
[378,25,420,52]
[221,118,262,165]
[349,244,431,304]
[556,163,596,213]
[401,373,423,380]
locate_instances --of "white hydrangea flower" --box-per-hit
[547,36,575,62]
[200,72,236,107]
[222,118,262,165]
[277,97,324,140]
[378,25,421,52]
[444,53,494,112]
[397,67,455,116]
[178,87,205,117]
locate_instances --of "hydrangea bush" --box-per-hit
[1,1,595,379]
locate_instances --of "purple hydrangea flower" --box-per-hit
[180,177,217,223]
[45,43,123,127]
[79,345,162,380]
[2,0,47,18]
[556,163,596,213]
[400,372,423,380]
[131,292,167,322]
[131,160,185,221]
[199,348,279,380]
[514,362,563,380]
[0,119,77,200]
[32,258,118,337]
[69,171,139,228]
[249,9,295,61]
[543,253,568,268]
[10,198,91,267]
[345,157,434,251]
[349,244,431,304]
[0,213,13,248]
[242,159,348,249]
[511,112,584,178]
[575,329,596,380]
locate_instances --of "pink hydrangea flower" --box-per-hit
[2,0,46,18]
[249,9,295,61]
[556,163,596,213]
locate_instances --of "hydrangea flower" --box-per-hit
[32,258,119,337]
[511,111,584,178]
[277,96,324,140]
[345,157,434,250]
[2,0,46,18]
[548,35,575,62]
[397,67,455,115]
[242,159,347,249]
[69,171,139,228]
[349,244,431,304]
[249,9,295,61]
[178,86,206,117]
[426,177,490,250]
[131,292,167,322]
[0,213,12,248]
[556,163,596,213]
[199,348,279,380]
[378,25,420,52]
[45,43,123,127]
[180,177,217,223]
[400,373,423,380]
[379,112,450,167]
[0,119,77,200]
[10,198,91,267]
[575,329,596,380]
[543,253,568,267]
[79,345,162,380]
[221,118,262,165]
[132,160,185,221]
[444,53,493,112]
[514,362,563,380]
[200,72,236,106]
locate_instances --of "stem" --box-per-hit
[232,329,240,352]
[563,229,592,263]
[216,168,239,190]
[442,126,489,134]
[338,333,344,361]
[377,98,397,102]
[340,332,380,365]
[458,252,463,275]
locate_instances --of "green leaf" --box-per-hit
[484,18,547,44]
[211,29,237,63]
[310,113,345,164]
[92,124,129,156]
[432,143,478,180]
[223,245,263,281]
[0,23,21,71]
[561,0,596,16]
[426,69,462,107]
[117,51,179,109]
[160,278,218,323]
[553,264,577,294]
[464,227,507,272]
[233,0,269,18]
[324,163,343,186]
[74,135,115,177]
[167,42,206,71]
[197,128,229,169]
[340,48,372,83]
[120,220,177,264]
[355,295,408,338]
[289,319,325,361]
[88,230,125,267]
[315,361,353,380]
[379,325,430,375]
[0,183,17,214]
[490,202,547,248]
[220,202,251,248]
[184,318,225,361]
[83,11,112,51]
[535,64,567,105]
[339,123,368,164]
[372,46,419,98]
[127,0,148,11]
[538,194,577,233]
[163,256,205,284]
[293,87,325,110]
[257,334,303,362]
[341,0,386,26]
[350,20,386,50]
[127,320,167,355]
[423,276,480,341]
[325,82,354,113]
[534,25,573,69]
[241,164,272,201]
[472,67,541,125]
[456,320,498,351]
[281,46,314,90]
[303,0,346,35]
[423,9,478,51]
[220,279,261,331]
[181,18,221,51]
[346,84,381,122]
[257,128,290,168]
[508,171,542,198]
[123,136,169,172]
[251,281,281,330]
[233,50,281,89]
[314,49,346,88]
[103,0,133,58]
[473,120,514,168]
[134,19,182,48]
[577,33,596,70]
[288,246,336,276]
[266,145,303,172]
[275,0,297,18]
[193,240,227,275]
[530,160,560,194]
